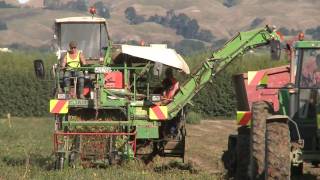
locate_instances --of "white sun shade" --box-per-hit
[121,45,190,74]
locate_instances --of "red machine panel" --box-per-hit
[233,65,290,112]
[104,71,123,89]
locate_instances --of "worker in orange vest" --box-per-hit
[162,68,179,104]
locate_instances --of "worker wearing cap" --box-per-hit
[61,41,87,99]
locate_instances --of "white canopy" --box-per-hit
[55,17,106,23]
[121,44,190,74]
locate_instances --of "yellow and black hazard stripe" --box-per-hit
[237,111,251,126]
[149,106,168,120]
[50,100,69,114]
[248,71,268,86]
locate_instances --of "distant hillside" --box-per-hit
[1,0,320,52]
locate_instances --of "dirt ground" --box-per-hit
[186,120,320,179]
[186,120,235,175]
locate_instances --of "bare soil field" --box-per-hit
[187,120,320,180]
[186,120,236,175]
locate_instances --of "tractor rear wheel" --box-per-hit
[235,126,250,180]
[249,101,272,179]
[265,121,291,179]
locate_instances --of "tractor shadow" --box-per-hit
[221,149,236,179]
[2,153,54,171]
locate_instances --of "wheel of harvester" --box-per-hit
[54,153,65,170]
[249,101,272,179]
[265,121,291,180]
[160,109,186,162]
[235,126,250,180]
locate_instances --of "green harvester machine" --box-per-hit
[34,12,285,170]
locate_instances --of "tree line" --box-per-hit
[124,8,215,43]
[306,26,320,40]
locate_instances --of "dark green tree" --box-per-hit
[174,39,206,55]
[223,0,238,8]
[250,17,264,28]
[93,1,110,19]
[125,7,137,22]
[197,29,214,42]
[184,19,199,39]
[0,1,15,8]
[278,27,290,36]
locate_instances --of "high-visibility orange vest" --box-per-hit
[163,78,179,100]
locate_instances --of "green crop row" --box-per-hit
[0,50,288,118]
[0,52,55,117]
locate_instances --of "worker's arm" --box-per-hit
[61,55,67,68]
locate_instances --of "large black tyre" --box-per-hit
[222,135,237,178]
[250,101,272,179]
[265,121,291,180]
[236,126,250,180]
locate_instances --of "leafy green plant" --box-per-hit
[0,52,55,117]
[186,111,202,124]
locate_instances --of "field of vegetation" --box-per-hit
[0,49,288,118]
[0,117,229,179]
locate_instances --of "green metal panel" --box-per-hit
[136,126,159,139]
[278,89,290,116]
[68,99,95,108]
[294,41,320,49]
[317,114,320,129]
[62,120,132,128]
[99,89,128,107]
[132,120,160,139]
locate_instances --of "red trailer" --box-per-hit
[224,65,291,179]
[233,65,291,126]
